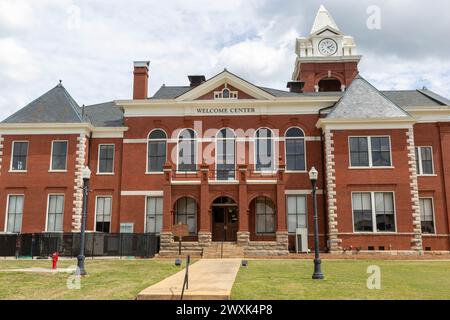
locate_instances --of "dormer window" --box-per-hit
[214,86,238,99]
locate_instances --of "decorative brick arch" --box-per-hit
[171,195,199,209]
[209,194,238,206]
[248,193,276,207]
[314,71,345,87]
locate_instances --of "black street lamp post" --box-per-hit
[309,166,324,280]
[77,166,91,276]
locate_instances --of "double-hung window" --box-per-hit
[285,128,306,171]
[255,128,275,172]
[6,195,24,233]
[95,196,112,232]
[146,196,163,233]
[352,192,396,233]
[415,147,434,175]
[46,195,64,232]
[148,130,167,172]
[286,195,307,233]
[11,141,29,171]
[98,144,115,174]
[419,198,435,234]
[50,141,68,171]
[178,129,197,172]
[216,128,236,180]
[349,136,391,167]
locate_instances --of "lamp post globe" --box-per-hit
[309,166,324,280]
[77,166,91,276]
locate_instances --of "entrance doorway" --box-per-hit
[212,197,238,241]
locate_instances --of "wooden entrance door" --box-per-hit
[212,206,238,241]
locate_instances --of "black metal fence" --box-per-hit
[0,233,159,258]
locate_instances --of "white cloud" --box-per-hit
[0,38,39,82]
[0,0,449,121]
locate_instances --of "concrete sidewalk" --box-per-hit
[136,259,241,300]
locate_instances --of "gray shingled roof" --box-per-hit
[151,85,344,99]
[2,83,84,124]
[327,76,411,119]
[84,102,124,127]
[381,90,449,107]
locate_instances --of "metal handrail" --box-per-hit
[180,255,190,300]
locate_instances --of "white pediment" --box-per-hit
[175,70,275,101]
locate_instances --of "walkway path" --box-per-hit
[136,259,241,300]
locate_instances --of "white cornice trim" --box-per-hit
[316,118,416,130]
[175,71,275,101]
[121,190,163,196]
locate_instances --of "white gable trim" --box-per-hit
[175,70,275,101]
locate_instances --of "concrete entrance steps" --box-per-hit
[202,242,244,258]
[137,259,241,300]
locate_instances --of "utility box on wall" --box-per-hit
[295,228,308,253]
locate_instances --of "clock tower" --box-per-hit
[292,5,361,92]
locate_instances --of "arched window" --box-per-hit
[255,197,276,234]
[318,78,342,92]
[285,127,306,171]
[222,88,230,98]
[147,129,167,172]
[174,197,197,234]
[255,128,274,172]
[178,129,197,172]
[216,128,235,180]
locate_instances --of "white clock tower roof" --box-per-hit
[310,5,340,34]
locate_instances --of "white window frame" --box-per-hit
[146,128,167,174]
[416,146,435,176]
[284,127,307,173]
[97,144,115,175]
[351,191,397,234]
[4,194,25,233]
[215,127,236,181]
[94,196,113,232]
[286,194,308,234]
[10,140,29,172]
[214,87,238,99]
[49,140,68,172]
[348,136,393,169]
[144,196,164,234]
[419,197,436,235]
[120,223,134,233]
[176,128,198,173]
[45,194,65,233]
[254,128,277,173]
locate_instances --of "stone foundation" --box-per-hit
[198,231,212,247]
[236,231,250,246]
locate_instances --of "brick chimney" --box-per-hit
[133,61,150,99]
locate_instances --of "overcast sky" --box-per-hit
[0,0,449,120]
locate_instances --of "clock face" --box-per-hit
[318,38,338,56]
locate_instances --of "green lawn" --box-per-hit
[231,260,450,300]
[0,259,184,300]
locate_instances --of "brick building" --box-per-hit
[1,6,449,255]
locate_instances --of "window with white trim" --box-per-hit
[148,130,167,172]
[98,145,114,174]
[95,196,112,232]
[286,195,307,233]
[46,195,64,232]
[216,128,235,180]
[352,192,396,232]
[174,197,197,234]
[415,147,434,175]
[285,128,305,171]
[120,223,134,233]
[419,198,435,234]
[11,141,28,171]
[51,141,68,171]
[214,88,238,99]
[255,128,274,172]
[349,136,391,167]
[146,196,163,233]
[6,195,24,233]
[178,129,197,172]
[255,197,276,234]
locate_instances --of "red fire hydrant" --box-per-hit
[51,252,59,269]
